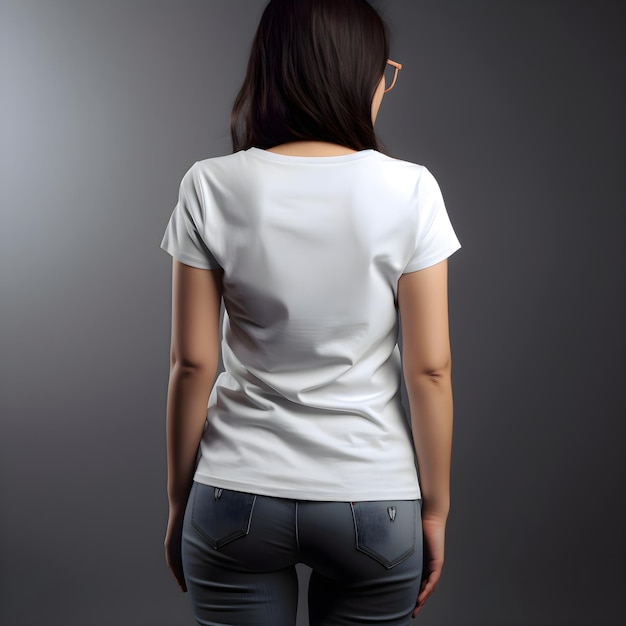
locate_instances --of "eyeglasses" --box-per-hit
[384,59,402,93]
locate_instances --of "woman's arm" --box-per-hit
[397,258,454,617]
[164,259,223,590]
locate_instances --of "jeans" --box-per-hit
[181,481,423,625]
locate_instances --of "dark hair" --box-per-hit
[231,0,389,153]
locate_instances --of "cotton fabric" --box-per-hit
[160,147,461,501]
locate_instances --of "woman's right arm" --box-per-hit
[397,258,454,618]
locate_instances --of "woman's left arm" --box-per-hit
[164,259,223,591]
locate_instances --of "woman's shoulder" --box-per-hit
[368,152,442,198]
[193,150,248,171]
[184,151,253,187]
[187,149,436,195]
[373,151,429,173]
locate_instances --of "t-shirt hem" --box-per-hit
[160,242,221,270]
[192,471,421,502]
[403,241,462,274]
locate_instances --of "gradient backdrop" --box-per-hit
[0,1,624,625]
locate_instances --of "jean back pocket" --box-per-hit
[351,500,418,569]
[191,483,257,549]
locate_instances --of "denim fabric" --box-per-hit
[182,481,423,626]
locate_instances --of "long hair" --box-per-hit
[231,0,390,152]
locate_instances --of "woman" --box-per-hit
[160,0,461,624]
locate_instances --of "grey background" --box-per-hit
[1,1,624,625]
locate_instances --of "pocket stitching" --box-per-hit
[191,485,257,550]
[351,501,417,569]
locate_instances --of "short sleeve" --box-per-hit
[160,163,221,269]
[403,166,462,273]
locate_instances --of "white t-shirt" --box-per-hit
[160,147,461,501]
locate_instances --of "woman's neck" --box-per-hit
[265,141,358,157]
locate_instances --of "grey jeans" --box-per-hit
[182,481,423,626]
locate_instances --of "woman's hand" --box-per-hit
[164,504,187,592]
[413,511,447,619]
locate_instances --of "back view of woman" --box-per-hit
[160,1,461,624]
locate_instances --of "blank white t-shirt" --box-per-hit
[160,147,461,501]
